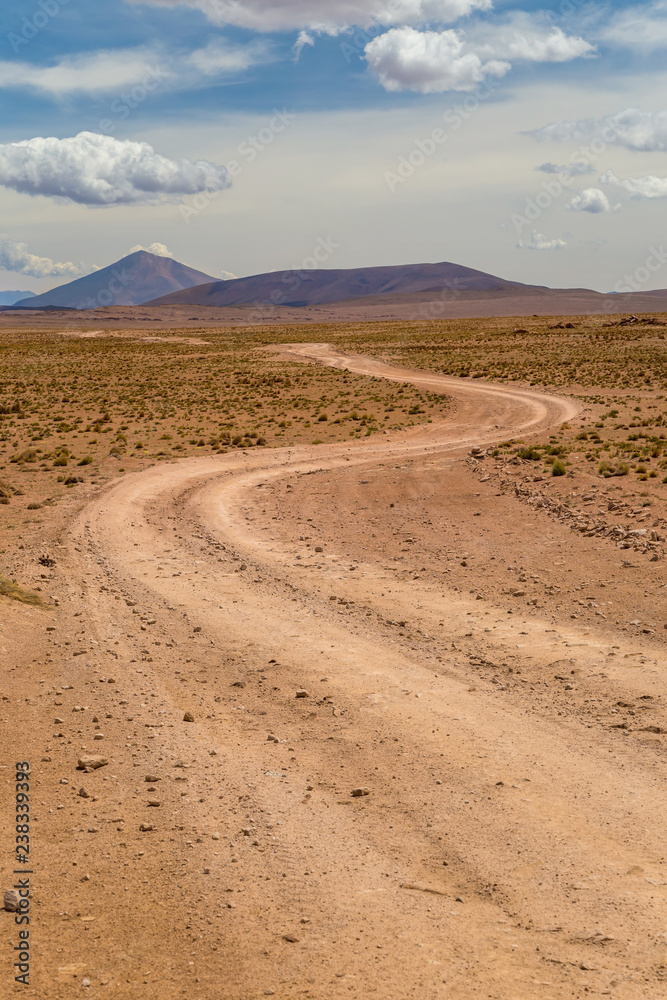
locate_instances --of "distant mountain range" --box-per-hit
[5,252,667,319]
[0,290,35,306]
[13,251,215,309]
[148,261,541,308]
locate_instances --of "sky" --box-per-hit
[0,0,666,294]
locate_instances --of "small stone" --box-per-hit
[82,979,91,988]
[4,890,20,912]
[55,717,64,724]
[282,934,300,943]
[139,823,154,832]
[76,755,108,772]
[183,712,195,722]
[87,827,98,834]
[295,690,309,699]
[93,734,104,741]
[145,775,160,782]
[351,787,370,797]
[79,788,90,798]
[147,800,161,807]
[315,546,323,553]
[60,778,68,785]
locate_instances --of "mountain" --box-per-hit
[0,290,36,306]
[145,261,546,308]
[13,251,216,309]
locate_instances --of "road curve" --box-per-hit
[44,348,666,1000]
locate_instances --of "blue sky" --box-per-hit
[0,0,666,293]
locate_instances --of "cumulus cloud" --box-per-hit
[537,161,594,179]
[129,242,174,256]
[365,28,509,93]
[220,269,238,280]
[516,230,567,250]
[364,19,593,93]
[600,169,667,199]
[0,132,230,206]
[567,188,616,213]
[131,0,492,32]
[0,237,84,278]
[528,108,667,153]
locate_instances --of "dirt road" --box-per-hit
[4,347,666,1000]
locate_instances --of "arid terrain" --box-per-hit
[1,314,667,999]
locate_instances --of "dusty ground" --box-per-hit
[1,327,667,999]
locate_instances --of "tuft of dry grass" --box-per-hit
[0,575,45,606]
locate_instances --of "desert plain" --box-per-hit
[1,310,667,999]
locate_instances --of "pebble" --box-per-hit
[295,690,309,699]
[3,890,20,912]
[351,787,370,797]
[183,712,195,722]
[78,788,90,798]
[76,756,108,772]
[145,775,160,782]
[147,800,161,807]
[139,824,154,832]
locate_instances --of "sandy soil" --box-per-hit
[2,346,666,999]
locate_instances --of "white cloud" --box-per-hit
[600,169,667,199]
[294,31,315,59]
[364,19,593,93]
[598,1,667,51]
[474,19,595,63]
[567,188,615,213]
[0,132,230,206]
[0,237,84,278]
[537,161,594,179]
[365,28,510,93]
[220,269,238,280]
[529,108,667,153]
[0,48,163,96]
[184,37,271,76]
[129,242,174,256]
[0,41,270,98]
[516,229,566,250]
[131,0,492,33]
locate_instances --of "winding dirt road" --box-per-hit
[6,347,667,1000]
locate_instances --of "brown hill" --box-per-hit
[146,260,547,308]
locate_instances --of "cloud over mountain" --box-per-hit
[516,230,567,250]
[0,132,230,206]
[0,237,84,278]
